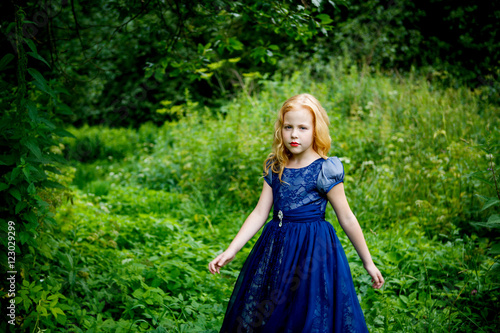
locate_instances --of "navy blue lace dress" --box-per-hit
[219,157,369,333]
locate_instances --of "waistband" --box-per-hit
[272,205,325,224]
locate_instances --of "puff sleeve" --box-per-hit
[317,156,344,195]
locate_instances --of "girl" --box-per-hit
[208,93,384,332]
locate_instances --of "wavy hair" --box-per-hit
[263,93,331,183]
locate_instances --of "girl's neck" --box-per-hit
[286,152,322,168]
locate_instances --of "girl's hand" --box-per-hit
[208,249,237,274]
[364,262,385,289]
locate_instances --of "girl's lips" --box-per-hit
[290,142,299,147]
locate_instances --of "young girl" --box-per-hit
[208,93,384,332]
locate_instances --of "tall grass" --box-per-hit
[51,59,500,332]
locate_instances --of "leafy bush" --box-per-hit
[63,123,158,163]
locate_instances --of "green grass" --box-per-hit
[21,59,499,332]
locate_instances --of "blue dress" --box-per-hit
[219,157,369,333]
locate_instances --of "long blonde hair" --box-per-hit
[263,93,331,183]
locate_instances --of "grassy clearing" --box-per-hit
[34,60,500,332]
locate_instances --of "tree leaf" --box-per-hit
[25,100,39,123]
[20,231,31,245]
[227,37,244,51]
[470,215,500,229]
[27,52,51,68]
[488,214,500,225]
[55,103,73,115]
[15,200,28,214]
[38,117,56,130]
[54,128,76,138]
[0,154,16,166]
[480,197,500,211]
[27,183,36,194]
[317,14,333,25]
[41,180,66,189]
[11,167,22,183]
[490,263,500,273]
[9,188,21,201]
[22,167,31,182]
[468,172,494,186]
[43,165,62,175]
[24,38,38,54]
[22,137,42,159]
[489,243,500,255]
[27,68,47,86]
[27,68,53,95]
[0,53,14,71]
[312,0,322,8]
[50,307,65,319]
[23,211,38,225]
[32,79,53,96]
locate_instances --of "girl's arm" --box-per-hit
[208,181,273,274]
[327,183,385,289]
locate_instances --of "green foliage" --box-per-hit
[325,1,500,96]
[33,180,230,331]
[466,135,500,279]
[0,6,75,332]
[0,0,337,127]
[17,59,494,332]
[2,0,499,331]
[2,0,497,130]
[62,122,157,163]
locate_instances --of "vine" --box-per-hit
[0,4,75,332]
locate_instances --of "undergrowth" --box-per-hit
[15,60,499,332]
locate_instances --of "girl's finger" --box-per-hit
[209,259,220,274]
[370,272,383,288]
[215,259,223,273]
[209,255,222,273]
[208,262,215,274]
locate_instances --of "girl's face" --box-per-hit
[282,107,315,159]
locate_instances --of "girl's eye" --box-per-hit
[284,125,292,129]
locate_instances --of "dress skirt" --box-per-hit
[219,205,369,333]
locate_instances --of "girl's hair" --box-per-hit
[264,93,331,182]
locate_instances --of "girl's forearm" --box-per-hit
[339,215,375,267]
[226,210,269,254]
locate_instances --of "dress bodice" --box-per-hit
[263,157,344,212]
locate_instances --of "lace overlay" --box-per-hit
[220,157,368,333]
